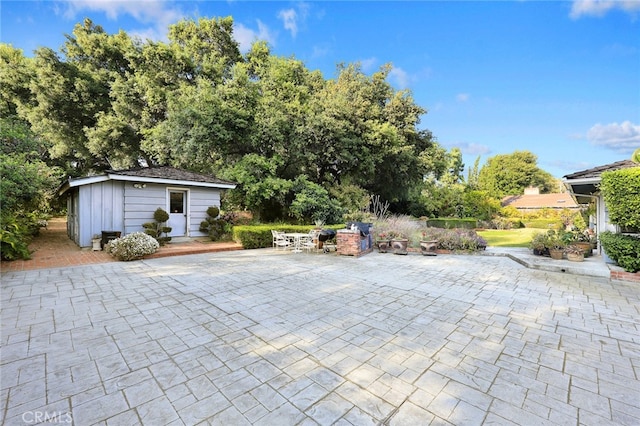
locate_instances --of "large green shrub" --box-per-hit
[600,167,640,230]
[599,231,640,273]
[0,219,32,260]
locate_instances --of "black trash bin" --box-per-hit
[101,231,122,250]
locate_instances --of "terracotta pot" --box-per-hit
[549,248,564,260]
[391,238,408,255]
[567,252,584,262]
[574,242,592,257]
[377,240,390,253]
[419,240,438,256]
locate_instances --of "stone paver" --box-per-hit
[1,249,639,425]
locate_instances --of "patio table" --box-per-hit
[282,232,308,253]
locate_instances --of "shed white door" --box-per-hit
[168,190,187,237]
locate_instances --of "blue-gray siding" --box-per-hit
[67,181,222,247]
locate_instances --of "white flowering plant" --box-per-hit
[105,232,160,261]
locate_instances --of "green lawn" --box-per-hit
[477,228,547,247]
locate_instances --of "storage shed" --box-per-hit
[58,166,236,248]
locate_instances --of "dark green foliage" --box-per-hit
[0,217,32,260]
[477,151,557,198]
[0,116,62,260]
[462,190,501,221]
[199,206,236,241]
[600,167,640,230]
[290,178,344,225]
[143,208,172,245]
[599,231,640,273]
[153,208,170,223]
[426,218,477,229]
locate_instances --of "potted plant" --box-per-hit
[376,232,391,253]
[390,232,409,255]
[562,229,593,257]
[566,244,585,262]
[419,231,438,256]
[545,231,566,260]
[529,232,549,256]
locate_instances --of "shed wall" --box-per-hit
[123,183,167,235]
[188,187,221,237]
[77,181,124,247]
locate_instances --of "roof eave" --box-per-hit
[106,174,236,189]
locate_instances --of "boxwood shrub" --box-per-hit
[233,224,345,249]
[599,231,640,273]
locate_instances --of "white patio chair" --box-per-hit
[300,230,319,252]
[271,230,291,250]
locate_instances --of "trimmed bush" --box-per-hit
[599,231,640,273]
[601,167,640,230]
[142,208,172,246]
[106,232,160,261]
[426,218,477,229]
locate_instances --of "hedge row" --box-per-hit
[599,231,640,273]
[426,218,477,229]
[233,224,345,249]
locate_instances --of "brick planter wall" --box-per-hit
[609,268,640,283]
[337,230,372,257]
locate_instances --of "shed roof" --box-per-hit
[502,193,581,210]
[58,166,236,195]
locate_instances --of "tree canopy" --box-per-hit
[477,150,557,198]
[1,17,445,220]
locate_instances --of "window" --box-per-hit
[170,192,184,214]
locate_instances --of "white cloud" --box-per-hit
[569,0,640,19]
[456,93,470,103]
[586,121,640,153]
[278,3,310,38]
[359,57,377,73]
[448,142,491,156]
[57,0,184,41]
[234,20,276,53]
[278,8,298,37]
[388,66,411,89]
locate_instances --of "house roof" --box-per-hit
[563,159,638,180]
[563,160,639,202]
[58,166,236,195]
[502,193,581,210]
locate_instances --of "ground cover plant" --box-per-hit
[106,232,160,261]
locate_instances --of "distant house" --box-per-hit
[502,186,580,213]
[58,166,236,248]
[563,159,639,255]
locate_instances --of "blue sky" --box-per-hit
[2,0,639,179]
